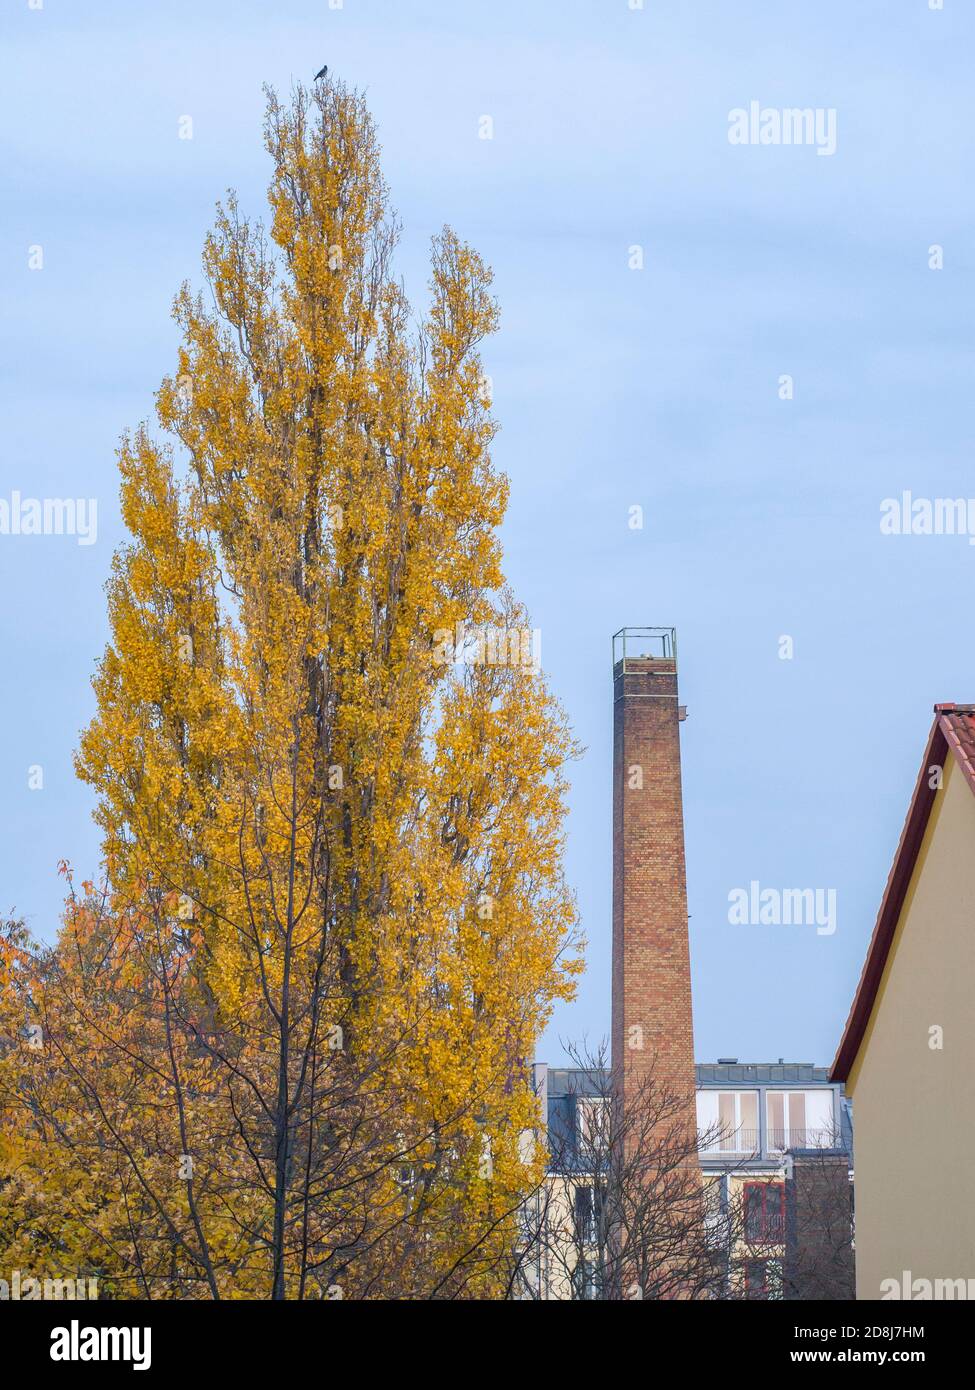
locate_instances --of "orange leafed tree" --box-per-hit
[0,80,581,1299]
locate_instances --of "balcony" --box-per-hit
[745,1215,786,1245]
[766,1127,836,1152]
[698,1128,760,1156]
[699,1126,839,1158]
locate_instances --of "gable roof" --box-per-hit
[831,704,975,1083]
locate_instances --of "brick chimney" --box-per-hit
[611,628,696,1109]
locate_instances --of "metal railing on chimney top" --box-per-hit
[612,627,677,669]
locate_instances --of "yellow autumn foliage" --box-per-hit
[0,80,581,1299]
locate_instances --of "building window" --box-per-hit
[697,1090,759,1153]
[702,1176,729,1250]
[574,1183,603,1245]
[744,1181,785,1244]
[767,1090,834,1150]
[575,1096,608,1152]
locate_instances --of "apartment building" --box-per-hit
[535,1060,852,1300]
[696,1060,853,1299]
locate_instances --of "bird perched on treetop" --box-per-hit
[314,64,328,81]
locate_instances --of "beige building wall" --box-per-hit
[848,754,975,1297]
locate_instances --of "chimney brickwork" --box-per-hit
[611,635,696,1110]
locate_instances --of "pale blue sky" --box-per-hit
[2,0,972,1068]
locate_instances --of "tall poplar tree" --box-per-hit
[0,80,580,1299]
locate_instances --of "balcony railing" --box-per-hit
[766,1127,835,1152]
[698,1128,760,1155]
[699,1127,838,1156]
[745,1212,786,1244]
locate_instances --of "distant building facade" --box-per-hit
[535,1061,853,1300]
[696,1060,853,1300]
